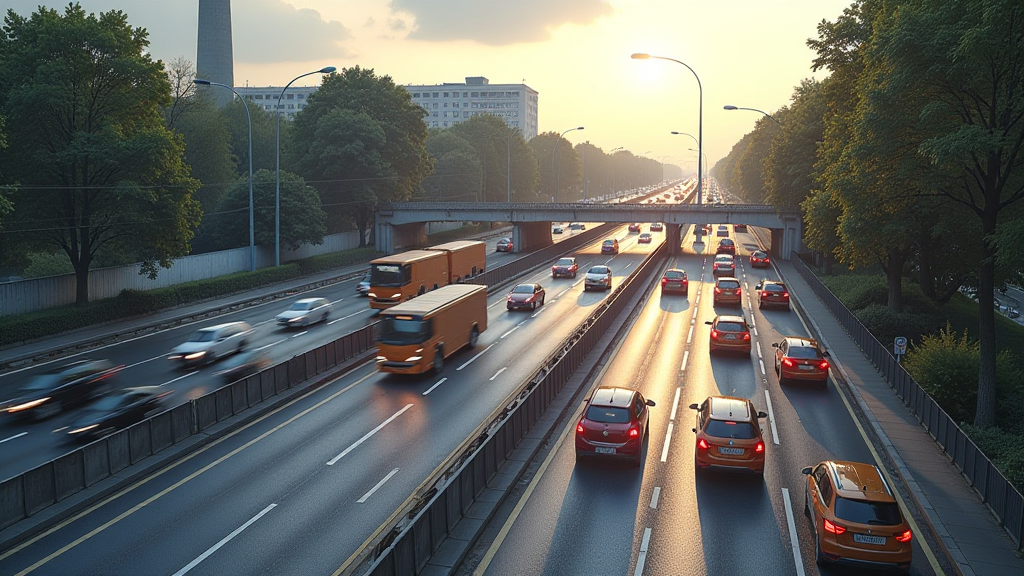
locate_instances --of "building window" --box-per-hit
[432,121,438,127]
[443,121,448,127]
[288,104,294,109]
[297,94,305,99]
[287,94,294,100]
[471,92,479,97]
[453,102,459,108]
[443,92,449,97]
[432,112,438,117]
[462,92,468,97]
[443,102,448,107]
[432,92,439,97]
[412,92,420,98]
[463,112,469,118]
[433,103,438,109]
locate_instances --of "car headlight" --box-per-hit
[7,397,50,412]
[390,293,401,299]
[184,351,206,360]
[367,292,376,298]
[68,424,99,435]
[406,356,422,362]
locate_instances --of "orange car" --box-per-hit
[689,395,767,474]
[713,277,742,306]
[803,460,912,573]
[773,337,829,385]
[706,315,751,355]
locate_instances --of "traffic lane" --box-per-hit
[0,251,617,575]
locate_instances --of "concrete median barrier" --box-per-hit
[230,380,246,415]
[195,393,217,432]
[0,477,25,530]
[128,422,152,465]
[23,464,55,516]
[150,411,174,454]
[107,430,130,474]
[216,387,233,420]
[246,376,261,407]
[171,404,194,442]
[82,441,110,487]
[53,451,85,502]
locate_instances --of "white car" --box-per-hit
[356,272,371,296]
[275,297,332,328]
[168,322,253,368]
[584,266,613,292]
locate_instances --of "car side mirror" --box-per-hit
[692,427,697,433]
[688,403,699,410]
[704,321,712,326]
[771,342,780,349]
[801,466,813,475]
[757,411,768,419]
[646,399,656,407]
[218,337,226,342]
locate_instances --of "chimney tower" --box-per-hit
[196,0,234,107]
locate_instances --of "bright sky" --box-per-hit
[5,0,853,171]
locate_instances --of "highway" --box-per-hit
[0,225,656,575]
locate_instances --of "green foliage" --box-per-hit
[904,325,983,423]
[423,130,482,201]
[854,304,937,349]
[22,252,74,278]
[960,425,1024,489]
[448,115,538,202]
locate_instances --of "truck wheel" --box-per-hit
[433,346,444,373]
[469,326,479,348]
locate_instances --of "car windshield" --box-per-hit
[719,239,734,246]
[376,317,432,345]
[370,263,406,287]
[603,240,614,246]
[764,284,786,293]
[588,267,609,274]
[87,394,135,412]
[753,251,767,258]
[499,239,511,244]
[705,420,758,439]
[556,258,574,266]
[715,321,746,332]
[787,345,821,359]
[512,285,534,294]
[664,271,685,280]
[718,280,741,289]
[834,497,903,525]
[22,374,62,391]
[289,302,314,311]
[188,330,218,343]
[714,256,733,263]
[585,405,630,424]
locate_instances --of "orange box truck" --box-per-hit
[427,240,486,283]
[367,250,449,310]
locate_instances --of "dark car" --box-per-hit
[496,238,513,252]
[551,257,579,279]
[5,359,120,420]
[601,238,620,254]
[716,238,737,255]
[64,387,171,443]
[661,269,689,295]
[628,223,641,233]
[507,283,546,311]
[214,349,273,383]
[575,386,655,467]
[750,250,771,268]
[759,280,790,310]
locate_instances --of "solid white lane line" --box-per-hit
[291,331,308,338]
[328,309,371,325]
[650,487,661,509]
[660,422,674,463]
[670,388,681,421]
[125,353,167,369]
[781,488,807,576]
[329,298,344,305]
[500,326,520,338]
[489,367,507,381]
[632,527,652,576]
[327,404,414,465]
[357,468,400,503]
[456,343,494,370]
[255,338,287,351]
[531,307,545,317]
[764,390,780,445]
[680,350,689,372]
[172,503,276,576]
[422,378,446,396]
[159,371,197,387]
[0,432,27,444]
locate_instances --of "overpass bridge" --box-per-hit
[375,202,803,259]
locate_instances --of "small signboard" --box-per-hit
[894,336,908,358]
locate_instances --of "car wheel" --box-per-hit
[322,312,329,323]
[531,300,537,310]
[433,346,444,373]
[469,326,479,348]
[572,272,577,278]
[813,526,827,566]
[540,295,545,307]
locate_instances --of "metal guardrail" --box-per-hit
[792,253,1024,549]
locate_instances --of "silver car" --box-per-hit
[356,272,371,296]
[584,266,613,291]
[276,297,332,328]
[168,322,252,368]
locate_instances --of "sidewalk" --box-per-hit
[775,259,1024,576]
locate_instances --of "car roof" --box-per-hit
[714,314,747,326]
[715,276,740,284]
[784,336,819,349]
[664,268,686,274]
[589,386,637,408]
[823,460,896,502]
[714,254,733,260]
[294,297,324,304]
[718,238,734,245]
[707,395,754,421]
[588,266,610,272]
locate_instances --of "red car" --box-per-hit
[551,257,579,279]
[706,314,751,355]
[506,283,545,311]
[749,250,770,268]
[661,269,688,295]
[716,238,736,255]
[638,233,653,244]
[713,277,742,307]
[773,337,829,385]
[496,237,513,252]
[628,223,641,233]
[575,386,655,467]
[758,280,790,310]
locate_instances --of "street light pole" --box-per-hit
[194,79,255,272]
[609,146,623,197]
[552,126,584,202]
[724,104,781,125]
[632,53,703,205]
[275,66,336,266]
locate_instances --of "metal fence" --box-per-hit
[792,253,1024,548]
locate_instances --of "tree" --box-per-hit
[202,169,325,251]
[0,5,201,304]
[289,66,432,243]
[422,129,482,201]
[449,115,538,202]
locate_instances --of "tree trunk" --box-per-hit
[918,233,936,300]
[973,208,999,428]
[885,247,905,312]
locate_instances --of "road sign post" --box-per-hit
[894,336,907,363]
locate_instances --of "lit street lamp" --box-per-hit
[552,126,584,202]
[632,52,704,205]
[724,104,781,125]
[275,66,336,266]
[194,78,255,272]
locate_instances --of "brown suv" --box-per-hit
[803,460,912,573]
[690,395,767,475]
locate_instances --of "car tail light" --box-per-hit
[824,519,846,535]
[661,278,667,286]
[782,292,789,298]
[895,529,912,543]
[761,291,769,298]
[576,422,584,434]
[629,426,640,438]
[736,288,742,296]
[819,359,830,370]
[710,329,719,339]
[782,358,795,367]
[755,440,764,453]
[713,263,719,270]
[697,438,710,450]
[742,332,751,341]
[714,287,722,294]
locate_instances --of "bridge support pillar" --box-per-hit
[666,224,682,255]
[513,221,553,253]
[375,222,428,254]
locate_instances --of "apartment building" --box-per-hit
[403,77,539,140]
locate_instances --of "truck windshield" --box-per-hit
[377,318,432,345]
[370,263,408,287]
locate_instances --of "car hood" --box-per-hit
[276,310,309,320]
[585,273,609,281]
[508,293,533,302]
[170,341,214,354]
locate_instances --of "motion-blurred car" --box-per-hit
[716,238,737,255]
[803,460,912,572]
[706,314,751,355]
[584,265,613,291]
[601,238,619,254]
[552,226,564,234]
[712,254,736,277]
[628,223,641,233]
[774,337,830,385]
[64,387,171,443]
[638,233,653,244]
[569,223,586,231]
[713,277,743,306]
[214,349,273,383]
[551,257,579,279]
[690,395,767,475]
[507,283,546,311]
[734,224,748,233]
[749,250,771,268]
[660,269,689,295]
[496,238,513,252]
[575,386,655,467]
[168,321,252,368]
[356,271,371,296]
[717,225,729,237]
[650,222,664,232]
[5,359,120,420]
[758,280,790,310]
[276,297,332,327]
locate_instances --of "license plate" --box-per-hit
[724,334,736,340]
[668,282,679,288]
[854,534,886,545]
[718,447,744,455]
[799,365,815,370]
[595,447,616,455]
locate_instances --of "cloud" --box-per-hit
[388,0,614,45]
